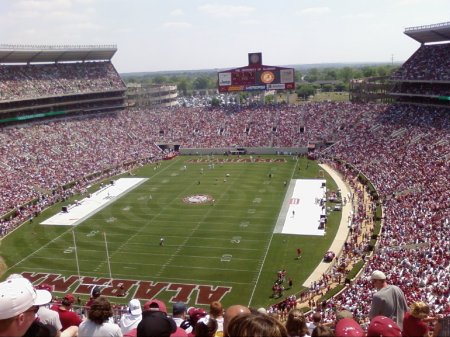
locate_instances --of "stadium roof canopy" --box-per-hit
[404,21,450,44]
[0,44,117,64]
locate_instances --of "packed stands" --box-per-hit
[0,45,126,124]
[0,62,124,101]
[389,22,450,108]
[0,102,384,233]
[390,43,450,81]
[0,27,449,334]
[318,103,449,321]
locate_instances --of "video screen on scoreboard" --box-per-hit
[218,67,295,92]
[231,70,256,85]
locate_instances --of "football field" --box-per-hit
[0,155,341,309]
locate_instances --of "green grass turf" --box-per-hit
[0,155,340,309]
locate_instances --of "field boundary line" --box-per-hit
[247,157,299,306]
[91,158,183,273]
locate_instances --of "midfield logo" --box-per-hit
[21,272,231,305]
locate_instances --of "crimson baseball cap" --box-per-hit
[335,318,365,337]
[144,299,167,314]
[367,316,401,337]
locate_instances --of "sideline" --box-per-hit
[301,163,353,287]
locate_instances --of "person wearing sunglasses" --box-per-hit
[0,277,52,337]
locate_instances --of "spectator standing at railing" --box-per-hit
[368,270,408,329]
[433,307,450,337]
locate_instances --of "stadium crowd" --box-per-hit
[1,102,448,330]
[313,103,450,324]
[391,43,450,81]
[390,82,450,96]
[1,40,450,336]
[0,61,125,102]
[1,101,380,234]
[1,273,450,337]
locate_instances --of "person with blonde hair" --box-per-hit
[209,301,224,337]
[285,309,309,337]
[226,313,288,337]
[402,301,430,337]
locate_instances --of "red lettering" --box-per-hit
[134,281,168,300]
[74,277,112,295]
[100,279,138,297]
[290,198,300,205]
[196,285,232,305]
[167,283,197,303]
[39,274,80,293]
[21,272,49,284]
[21,272,232,305]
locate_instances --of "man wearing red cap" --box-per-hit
[51,294,82,331]
[137,299,176,337]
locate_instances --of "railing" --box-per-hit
[404,21,450,32]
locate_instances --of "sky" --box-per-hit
[0,0,449,73]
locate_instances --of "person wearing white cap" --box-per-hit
[0,277,52,337]
[369,270,408,329]
[119,299,142,335]
[35,284,63,333]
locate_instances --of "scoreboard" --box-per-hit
[218,53,295,92]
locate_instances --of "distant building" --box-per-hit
[349,77,393,103]
[126,83,178,107]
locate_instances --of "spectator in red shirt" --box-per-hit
[50,294,82,331]
[403,301,431,337]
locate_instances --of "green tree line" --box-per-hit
[122,64,399,97]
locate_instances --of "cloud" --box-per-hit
[296,7,331,15]
[170,8,184,16]
[240,19,260,25]
[198,4,255,18]
[0,0,102,42]
[7,0,97,22]
[393,0,448,6]
[161,22,192,29]
[14,0,73,11]
[393,0,427,5]
[341,12,374,19]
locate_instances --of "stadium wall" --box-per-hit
[179,147,308,155]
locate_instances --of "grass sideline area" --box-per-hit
[0,155,341,309]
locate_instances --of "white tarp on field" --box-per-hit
[278,179,326,236]
[40,178,147,226]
